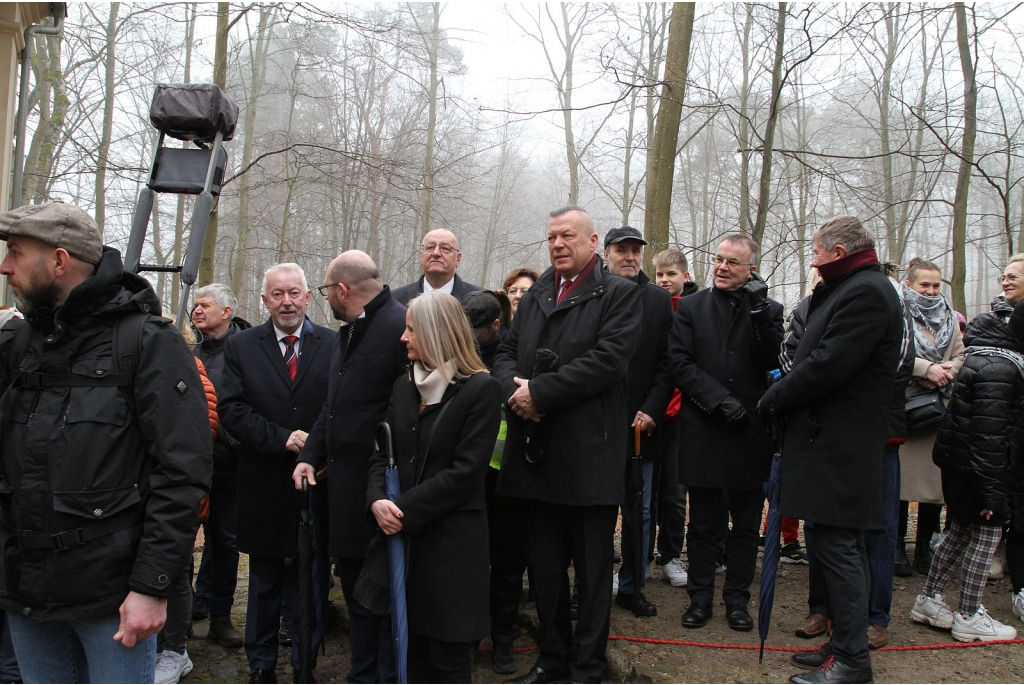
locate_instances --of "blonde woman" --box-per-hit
[367,290,501,683]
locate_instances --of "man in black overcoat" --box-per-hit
[391,228,481,305]
[602,226,674,618]
[219,263,336,684]
[293,251,407,683]
[494,206,642,684]
[668,234,784,632]
[759,216,903,685]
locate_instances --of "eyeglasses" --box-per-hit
[998,273,1021,285]
[317,282,348,296]
[712,255,753,269]
[421,243,457,256]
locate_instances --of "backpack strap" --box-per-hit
[111,310,149,422]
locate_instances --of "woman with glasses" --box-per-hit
[502,267,540,317]
[897,259,965,578]
[367,290,501,683]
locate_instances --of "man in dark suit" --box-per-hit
[759,217,902,684]
[391,228,482,305]
[602,226,674,618]
[494,206,642,684]
[668,234,784,633]
[293,251,407,683]
[219,263,336,684]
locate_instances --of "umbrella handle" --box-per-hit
[634,420,643,456]
[300,476,309,521]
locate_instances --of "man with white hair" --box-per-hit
[218,264,336,683]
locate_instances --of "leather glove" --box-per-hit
[741,272,769,312]
[715,395,749,431]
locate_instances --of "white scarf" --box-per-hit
[412,360,456,406]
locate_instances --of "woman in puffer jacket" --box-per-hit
[910,294,1024,642]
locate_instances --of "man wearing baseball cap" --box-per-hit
[0,202,211,682]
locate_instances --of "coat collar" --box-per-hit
[535,255,609,316]
[258,317,320,386]
[343,286,398,361]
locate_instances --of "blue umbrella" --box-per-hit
[377,422,409,684]
[758,451,783,663]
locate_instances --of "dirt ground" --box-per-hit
[183,517,1024,684]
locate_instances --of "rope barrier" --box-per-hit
[498,635,1024,654]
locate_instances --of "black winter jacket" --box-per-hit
[0,247,212,619]
[932,308,1024,525]
[194,316,252,477]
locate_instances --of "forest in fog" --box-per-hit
[16,2,1024,322]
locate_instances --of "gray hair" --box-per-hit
[262,263,309,294]
[193,283,237,312]
[815,215,875,254]
[549,205,589,220]
[720,233,761,266]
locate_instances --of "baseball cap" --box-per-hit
[461,290,510,336]
[603,225,647,249]
[0,201,103,264]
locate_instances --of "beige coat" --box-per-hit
[899,324,966,503]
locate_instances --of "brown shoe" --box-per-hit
[795,612,828,639]
[867,624,888,649]
[209,619,244,648]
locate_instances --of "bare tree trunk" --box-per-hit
[417,3,440,237]
[642,3,695,274]
[879,3,898,262]
[950,2,976,313]
[94,3,120,232]
[737,4,754,234]
[171,3,197,314]
[199,2,229,286]
[751,2,786,249]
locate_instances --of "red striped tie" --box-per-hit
[283,335,298,381]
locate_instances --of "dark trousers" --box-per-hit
[522,500,617,684]
[337,557,397,683]
[408,635,471,684]
[1006,529,1024,594]
[158,568,193,654]
[485,467,527,647]
[863,450,900,627]
[899,500,943,549]
[685,486,763,605]
[805,522,828,616]
[245,554,298,671]
[195,473,240,622]
[650,421,686,562]
[813,524,871,670]
[0,612,20,683]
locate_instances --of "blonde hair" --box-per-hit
[407,290,488,383]
[1008,253,1024,267]
[165,314,196,346]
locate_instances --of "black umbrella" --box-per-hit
[630,421,645,606]
[295,477,316,683]
[523,348,558,465]
[757,452,783,663]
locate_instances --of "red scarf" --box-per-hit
[816,248,879,283]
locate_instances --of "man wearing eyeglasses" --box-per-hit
[667,234,784,633]
[293,251,407,683]
[392,228,482,305]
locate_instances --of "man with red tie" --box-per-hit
[218,264,336,684]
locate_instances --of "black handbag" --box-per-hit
[905,385,945,433]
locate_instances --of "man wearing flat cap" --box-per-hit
[602,226,675,618]
[0,202,211,682]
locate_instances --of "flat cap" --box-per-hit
[0,201,103,264]
[603,225,647,249]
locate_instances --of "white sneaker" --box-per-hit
[644,561,653,580]
[989,542,1007,580]
[660,557,688,587]
[910,592,954,629]
[952,605,1017,642]
[1012,589,1024,623]
[612,571,619,595]
[155,649,193,684]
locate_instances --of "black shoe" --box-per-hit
[615,592,657,617]
[893,542,913,577]
[789,656,873,683]
[681,602,712,628]
[248,670,277,684]
[614,550,622,564]
[493,643,518,675]
[292,670,316,684]
[726,604,753,631]
[209,619,243,648]
[192,595,210,621]
[792,641,833,669]
[278,624,293,648]
[913,546,933,576]
[505,665,569,684]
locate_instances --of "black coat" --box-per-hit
[219,317,335,557]
[390,274,482,306]
[0,248,211,619]
[194,316,252,477]
[933,309,1024,527]
[760,261,903,529]
[493,258,642,505]
[367,372,501,642]
[623,271,674,447]
[669,286,784,489]
[298,288,408,559]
